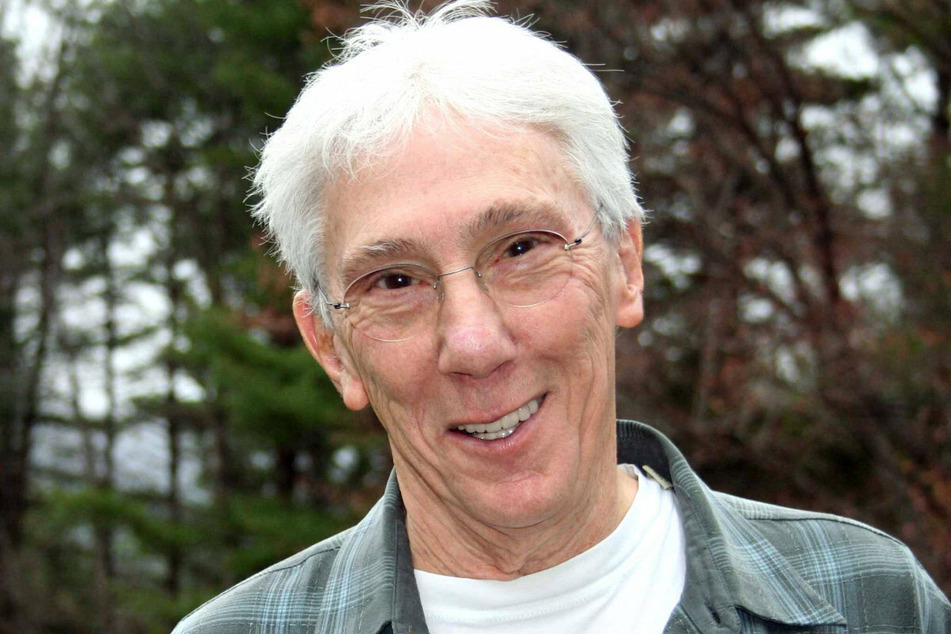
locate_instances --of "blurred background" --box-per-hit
[1,0,949,631]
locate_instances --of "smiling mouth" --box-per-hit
[454,396,543,441]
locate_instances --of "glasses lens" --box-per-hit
[476,230,573,307]
[344,264,436,341]
[340,230,575,341]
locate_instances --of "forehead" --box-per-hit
[321,121,589,283]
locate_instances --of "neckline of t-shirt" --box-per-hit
[413,465,672,622]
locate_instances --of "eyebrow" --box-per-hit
[337,200,573,286]
[340,238,420,288]
[463,200,569,241]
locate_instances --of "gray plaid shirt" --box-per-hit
[173,421,951,633]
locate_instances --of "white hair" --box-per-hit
[251,0,644,324]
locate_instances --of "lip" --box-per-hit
[446,393,547,448]
[447,394,546,428]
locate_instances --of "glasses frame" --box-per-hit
[324,211,598,341]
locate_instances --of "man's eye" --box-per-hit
[503,237,539,258]
[374,271,420,290]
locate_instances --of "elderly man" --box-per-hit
[174,2,950,633]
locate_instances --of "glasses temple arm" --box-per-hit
[566,206,600,250]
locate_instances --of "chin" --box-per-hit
[460,475,570,530]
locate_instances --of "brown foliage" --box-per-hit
[493,0,951,593]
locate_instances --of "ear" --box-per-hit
[293,291,370,411]
[614,219,645,329]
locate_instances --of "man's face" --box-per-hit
[296,120,644,532]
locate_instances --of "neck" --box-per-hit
[403,466,638,580]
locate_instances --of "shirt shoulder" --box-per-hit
[172,529,351,634]
[713,491,951,632]
[171,473,414,634]
[715,489,910,563]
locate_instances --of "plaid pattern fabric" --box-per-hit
[174,421,950,633]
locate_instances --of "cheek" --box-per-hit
[348,336,439,432]
[553,260,618,414]
[506,253,618,369]
[572,257,618,339]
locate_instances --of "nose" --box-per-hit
[434,269,517,379]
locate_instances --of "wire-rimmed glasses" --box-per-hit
[325,216,596,342]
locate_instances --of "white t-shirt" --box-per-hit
[414,465,686,634]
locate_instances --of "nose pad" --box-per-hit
[474,270,489,293]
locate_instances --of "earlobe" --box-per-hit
[615,219,645,329]
[293,291,370,411]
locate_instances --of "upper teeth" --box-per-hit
[456,398,540,439]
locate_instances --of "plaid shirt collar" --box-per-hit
[616,422,846,632]
[357,420,846,633]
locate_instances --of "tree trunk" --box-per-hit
[163,170,184,599]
